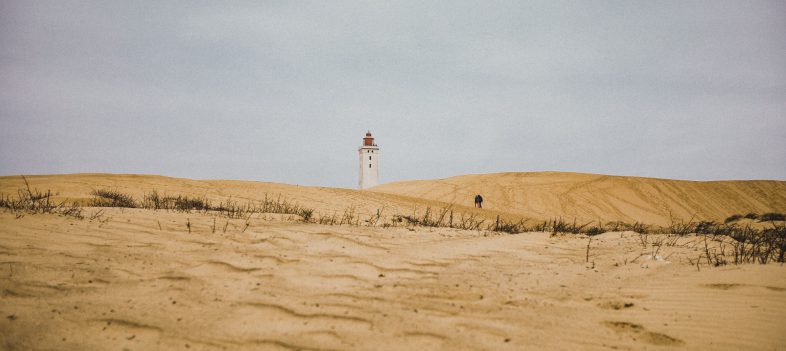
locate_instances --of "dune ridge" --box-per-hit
[372,171,786,226]
[3,172,785,227]
[0,173,496,223]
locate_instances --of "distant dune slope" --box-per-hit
[0,173,503,222]
[372,172,786,226]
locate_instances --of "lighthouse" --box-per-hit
[358,131,380,189]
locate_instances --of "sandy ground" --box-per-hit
[2,208,785,350]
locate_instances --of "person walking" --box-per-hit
[474,194,483,209]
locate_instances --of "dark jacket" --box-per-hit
[475,195,483,203]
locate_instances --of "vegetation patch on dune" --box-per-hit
[3,181,785,265]
[88,189,314,221]
[0,177,82,219]
[726,212,786,223]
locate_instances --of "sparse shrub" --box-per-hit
[744,213,759,220]
[584,222,606,236]
[388,206,494,231]
[172,195,210,212]
[604,221,648,234]
[532,221,550,232]
[724,214,743,224]
[631,222,649,234]
[604,221,626,232]
[718,223,786,264]
[300,208,314,222]
[211,199,248,219]
[457,212,485,230]
[695,221,719,235]
[137,191,314,221]
[665,216,697,235]
[90,189,136,208]
[0,176,83,219]
[339,206,358,225]
[552,217,591,235]
[488,215,530,234]
[760,212,786,222]
[318,212,338,225]
[766,224,786,263]
[701,235,728,267]
[141,190,168,209]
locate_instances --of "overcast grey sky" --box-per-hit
[1,1,784,187]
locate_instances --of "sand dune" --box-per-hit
[1,208,784,350]
[1,173,785,350]
[5,172,785,227]
[373,172,786,226]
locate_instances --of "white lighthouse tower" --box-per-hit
[358,131,380,189]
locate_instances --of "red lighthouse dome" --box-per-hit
[363,131,375,146]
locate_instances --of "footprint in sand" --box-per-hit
[703,283,786,292]
[702,283,743,290]
[597,301,635,310]
[603,321,684,346]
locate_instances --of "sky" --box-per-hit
[1,1,784,188]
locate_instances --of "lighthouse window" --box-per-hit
[369,164,372,168]
[369,156,371,160]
